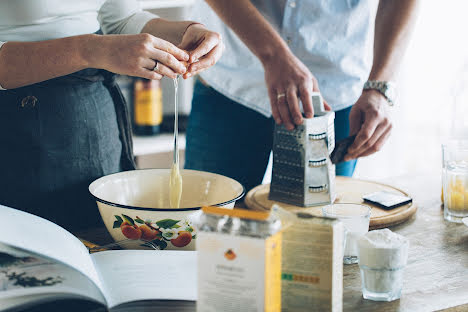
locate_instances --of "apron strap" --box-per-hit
[102,72,137,171]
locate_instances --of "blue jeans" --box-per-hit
[185,80,357,192]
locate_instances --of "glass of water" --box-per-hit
[442,140,468,223]
[322,203,371,264]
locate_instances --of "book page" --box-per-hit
[0,243,106,307]
[0,205,102,290]
[1,294,59,312]
[92,250,196,308]
[110,300,195,312]
[1,293,106,312]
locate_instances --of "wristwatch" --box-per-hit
[363,80,397,106]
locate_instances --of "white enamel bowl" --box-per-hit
[89,169,244,251]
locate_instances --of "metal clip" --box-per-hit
[20,96,38,108]
[308,158,327,168]
[308,185,328,193]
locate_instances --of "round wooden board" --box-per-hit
[245,177,417,230]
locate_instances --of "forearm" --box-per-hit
[141,19,194,46]
[369,0,420,81]
[205,0,291,65]
[0,35,99,89]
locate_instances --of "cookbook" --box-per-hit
[0,205,196,312]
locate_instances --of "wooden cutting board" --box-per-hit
[245,177,417,230]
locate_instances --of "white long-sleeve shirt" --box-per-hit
[0,0,157,89]
[0,0,156,41]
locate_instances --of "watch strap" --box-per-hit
[363,80,396,106]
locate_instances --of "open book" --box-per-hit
[0,205,196,312]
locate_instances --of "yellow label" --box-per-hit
[134,88,162,126]
[197,231,282,312]
[265,232,282,312]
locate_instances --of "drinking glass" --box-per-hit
[322,203,371,264]
[442,140,468,223]
[357,236,409,302]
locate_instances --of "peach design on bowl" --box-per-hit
[113,214,196,250]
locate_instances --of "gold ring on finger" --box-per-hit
[277,93,286,100]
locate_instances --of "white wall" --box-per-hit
[354,0,468,179]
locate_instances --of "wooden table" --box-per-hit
[76,174,468,312]
[342,174,468,312]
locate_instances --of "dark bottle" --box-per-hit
[133,78,162,135]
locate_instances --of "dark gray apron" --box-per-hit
[0,69,136,231]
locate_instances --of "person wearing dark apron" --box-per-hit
[0,2,224,232]
[0,69,134,231]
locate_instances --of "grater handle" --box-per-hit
[311,92,326,116]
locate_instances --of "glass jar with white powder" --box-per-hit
[357,228,409,301]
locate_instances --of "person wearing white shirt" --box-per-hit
[0,0,223,231]
[185,0,419,192]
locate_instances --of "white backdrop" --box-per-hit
[354,0,468,179]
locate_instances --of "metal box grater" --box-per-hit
[269,111,336,207]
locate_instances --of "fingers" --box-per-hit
[345,122,381,161]
[299,85,314,118]
[182,64,203,79]
[345,116,392,161]
[267,87,282,125]
[182,43,223,79]
[348,108,362,139]
[151,36,189,61]
[189,32,222,63]
[357,126,392,158]
[141,58,157,71]
[360,120,390,152]
[104,33,188,81]
[136,68,163,81]
[310,77,332,112]
[185,43,224,77]
[346,117,380,157]
[149,48,187,75]
[287,86,303,125]
[142,59,177,79]
[311,77,319,92]
[156,62,180,79]
[277,91,294,130]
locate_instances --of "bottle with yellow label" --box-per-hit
[133,78,163,135]
[196,206,282,312]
